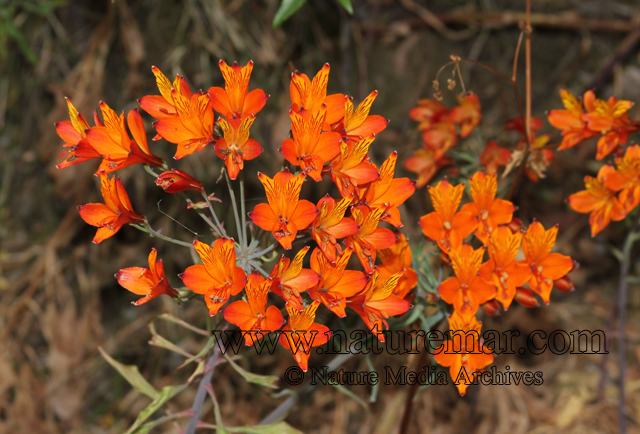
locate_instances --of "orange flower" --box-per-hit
[85,103,164,174]
[478,227,531,310]
[310,196,359,263]
[584,94,638,160]
[214,115,262,180]
[449,93,481,138]
[280,106,342,181]
[269,246,320,311]
[348,269,411,341]
[460,172,515,244]
[422,122,457,158]
[419,179,477,252]
[360,152,416,227]
[327,136,379,199]
[116,248,179,305]
[479,141,510,175]
[248,169,318,249]
[153,89,216,159]
[290,63,345,125]
[155,169,204,193]
[438,244,496,322]
[223,272,285,345]
[604,144,640,214]
[433,313,493,396]
[56,98,102,169]
[78,174,145,244]
[409,98,448,131]
[404,148,451,188]
[520,222,574,303]
[336,91,388,141]
[377,233,418,299]
[180,239,247,316]
[308,248,367,318]
[279,301,330,372]
[139,66,193,121]
[208,60,268,120]
[346,205,398,274]
[568,164,626,236]
[547,90,597,150]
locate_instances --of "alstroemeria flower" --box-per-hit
[478,227,531,310]
[180,239,247,316]
[279,301,330,372]
[56,97,102,169]
[269,246,320,311]
[479,141,510,175]
[460,172,515,244]
[280,106,342,181]
[568,164,626,236]
[208,60,268,120]
[335,91,388,141]
[249,169,318,249]
[584,94,638,160]
[155,169,204,193]
[86,103,164,175]
[449,93,481,138]
[419,179,477,252]
[328,136,379,199]
[308,248,367,318]
[405,148,451,188]
[409,98,448,131]
[290,63,345,125]
[78,174,145,244]
[116,248,179,305]
[223,272,285,346]
[348,269,411,341]
[604,144,640,214]
[153,89,216,159]
[310,196,359,263]
[214,115,262,180]
[360,152,416,227]
[438,244,496,322]
[346,205,398,274]
[433,313,493,396]
[377,233,418,299]
[422,122,457,158]
[139,66,192,121]
[547,89,597,150]
[520,222,574,303]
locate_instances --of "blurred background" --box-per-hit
[3,0,640,433]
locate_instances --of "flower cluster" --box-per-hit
[55,62,417,372]
[548,90,640,236]
[420,172,575,394]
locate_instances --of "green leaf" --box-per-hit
[156,312,210,336]
[331,383,370,415]
[148,320,195,358]
[134,409,194,434]
[224,355,278,389]
[272,0,307,28]
[123,384,189,434]
[335,0,353,14]
[2,16,38,64]
[98,347,158,399]
[227,422,303,434]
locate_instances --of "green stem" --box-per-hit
[201,191,227,238]
[249,260,269,277]
[248,242,278,260]
[133,222,194,248]
[240,171,249,251]
[224,169,244,248]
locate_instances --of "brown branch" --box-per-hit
[184,340,221,434]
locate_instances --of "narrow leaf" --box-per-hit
[331,383,370,415]
[123,384,189,434]
[227,422,304,434]
[157,312,210,336]
[335,0,353,14]
[224,354,278,388]
[98,347,159,399]
[272,0,307,28]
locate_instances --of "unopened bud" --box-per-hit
[425,292,439,304]
[554,275,574,293]
[481,299,501,316]
[187,201,209,210]
[506,217,524,234]
[439,251,452,267]
[514,287,540,308]
[156,169,204,193]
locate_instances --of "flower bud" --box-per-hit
[506,217,524,234]
[514,287,540,308]
[554,275,574,293]
[425,292,439,304]
[187,201,209,210]
[439,251,452,267]
[155,169,204,193]
[481,299,501,316]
